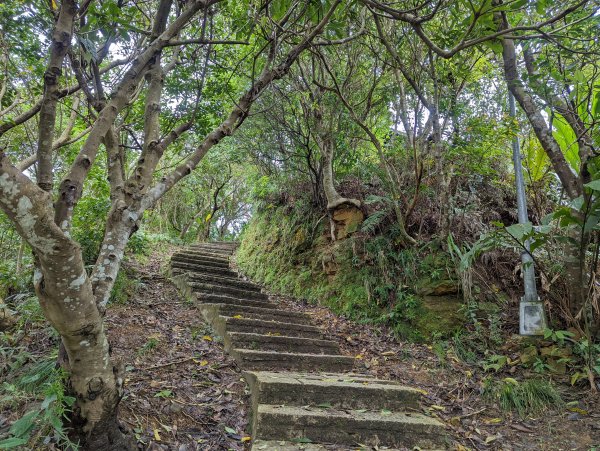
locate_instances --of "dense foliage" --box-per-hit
[1,0,599,448]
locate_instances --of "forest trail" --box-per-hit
[170,242,446,450]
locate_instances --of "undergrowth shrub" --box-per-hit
[0,349,78,449]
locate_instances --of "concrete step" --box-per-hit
[251,441,330,451]
[191,282,269,301]
[196,295,277,310]
[171,262,238,278]
[253,404,446,449]
[170,273,276,309]
[244,371,421,411]
[176,249,234,260]
[185,273,262,292]
[216,304,312,325]
[230,350,355,372]
[172,254,231,268]
[189,243,238,252]
[215,316,324,339]
[227,333,340,354]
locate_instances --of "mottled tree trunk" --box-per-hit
[0,157,133,449]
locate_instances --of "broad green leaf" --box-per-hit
[505,222,533,241]
[0,437,29,449]
[9,411,38,438]
[552,113,580,172]
[584,179,600,191]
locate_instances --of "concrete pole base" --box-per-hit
[519,300,547,335]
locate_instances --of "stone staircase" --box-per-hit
[170,242,446,450]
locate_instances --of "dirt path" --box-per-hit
[106,249,250,450]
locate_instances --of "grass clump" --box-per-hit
[483,377,563,417]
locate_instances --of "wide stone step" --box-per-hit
[227,333,340,354]
[231,350,355,372]
[176,250,234,260]
[244,371,421,411]
[216,316,323,339]
[185,273,262,292]
[196,295,277,310]
[171,273,275,309]
[171,262,238,278]
[172,254,231,268]
[216,304,312,325]
[251,441,331,451]
[253,404,445,449]
[189,243,237,252]
[191,282,269,301]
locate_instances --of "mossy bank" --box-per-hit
[236,204,465,341]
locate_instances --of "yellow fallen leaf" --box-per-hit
[415,388,428,395]
[202,335,212,341]
[465,370,472,378]
[484,418,502,424]
[448,416,461,427]
[199,360,208,366]
[154,428,161,441]
[430,405,445,411]
[568,407,588,415]
[355,354,363,360]
[233,314,243,319]
[241,436,251,442]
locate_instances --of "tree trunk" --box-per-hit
[316,114,360,211]
[0,157,133,449]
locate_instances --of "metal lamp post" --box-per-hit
[508,91,547,335]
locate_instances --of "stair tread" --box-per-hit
[173,252,231,261]
[217,304,310,319]
[244,370,421,391]
[219,310,313,325]
[222,316,321,331]
[233,349,353,361]
[255,404,446,448]
[228,332,339,348]
[251,440,331,451]
[186,275,262,291]
[171,262,237,275]
[197,295,277,309]
[258,403,443,425]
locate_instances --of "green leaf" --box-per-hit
[505,222,533,241]
[535,0,546,14]
[0,437,29,449]
[224,426,236,435]
[9,411,39,438]
[40,394,57,410]
[154,389,173,398]
[552,113,580,171]
[584,180,600,191]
